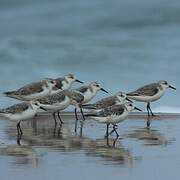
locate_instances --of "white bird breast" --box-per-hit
[130,89,166,102]
[83,89,96,103]
[21,87,50,100]
[3,108,36,121]
[62,80,71,90]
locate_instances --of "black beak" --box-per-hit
[169,85,176,90]
[126,97,133,103]
[75,79,84,84]
[40,106,47,111]
[100,88,109,94]
[134,107,142,112]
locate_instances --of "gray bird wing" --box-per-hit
[64,90,84,104]
[127,83,159,96]
[94,96,117,109]
[76,86,89,94]
[92,104,125,117]
[38,92,66,105]
[0,103,29,114]
[15,81,44,95]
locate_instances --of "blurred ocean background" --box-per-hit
[0,0,179,112]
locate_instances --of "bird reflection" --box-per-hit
[146,116,160,129]
[53,124,63,137]
[0,144,40,167]
[86,138,133,165]
[127,127,171,145]
[5,116,134,166]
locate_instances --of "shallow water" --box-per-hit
[0,114,180,180]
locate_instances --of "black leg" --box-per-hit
[147,102,155,116]
[75,108,78,121]
[53,112,57,126]
[106,124,109,138]
[149,105,155,116]
[80,108,85,121]
[104,124,118,137]
[113,125,119,137]
[57,111,63,124]
[106,124,110,146]
[17,121,23,136]
[147,103,150,117]
[74,108,78,133]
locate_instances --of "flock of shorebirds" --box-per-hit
[0,74,176,141]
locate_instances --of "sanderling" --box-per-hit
[76,81,109,104]
[37,90,72,125]
[85,102,142,139]
[127,80,176,126]
[73,81,108,129]
[50,74,83,94]
[0,101,46,136]
[4,79,57,101]
[81,91,132,112]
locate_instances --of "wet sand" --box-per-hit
[0,113,180,180]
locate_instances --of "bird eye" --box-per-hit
[35,103,38,106]
[129,104,133,107]
[120,94,124,97]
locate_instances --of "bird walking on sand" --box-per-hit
[75,82,108,120]
[85,102,141,143]
[127,80,176,127]
[37,90,72,126]
[0,101,46,136]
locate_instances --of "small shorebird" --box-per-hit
[0,101,46,136]
[76,81,109,104]
[50,74,83,94]
[85,102,142,140]
[127,80,176,126]
[4,79,57,101]
[37,90,73,126]
[74,81,109,124]
[81,91,132,112]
